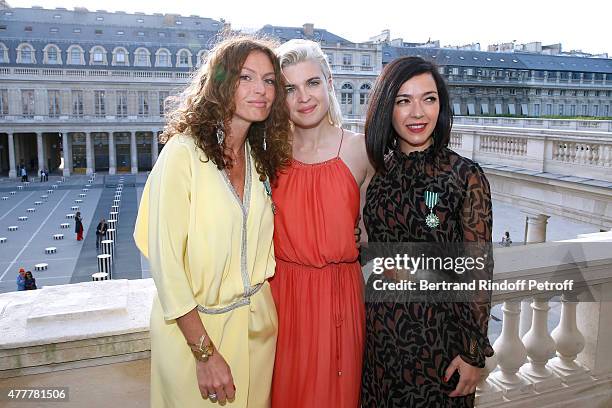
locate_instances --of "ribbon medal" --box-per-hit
[424,190,440,228]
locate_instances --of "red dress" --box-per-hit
[270,141,365,408]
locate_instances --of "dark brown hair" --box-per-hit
[161,34,291,182]
[365,56,452,173]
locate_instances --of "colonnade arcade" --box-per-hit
[0,130,163,177]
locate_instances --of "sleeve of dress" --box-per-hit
[457,163,495,368]
[133,138,198,321]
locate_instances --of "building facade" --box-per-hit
[1,6,612,177]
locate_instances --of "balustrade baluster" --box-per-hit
[550,295,590,384]
[490,301,534,398]
[520,297,563,391]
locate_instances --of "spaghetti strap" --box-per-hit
[336,128,345,158]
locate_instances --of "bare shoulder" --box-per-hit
[341,129,367,156]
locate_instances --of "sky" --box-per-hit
[6,0,612,56]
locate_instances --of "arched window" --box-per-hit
[17,43,36,64]
[155,48,171,67]
[89,46,108,65]
[134,47,151,67]
[196,49,208,67]
[0,42,10,63]
[67,45,85,65]
[359,83,372,105]
[112,47,129,66]
[176,48,192,67]
[340,83,354,115]
[45,45,61,64]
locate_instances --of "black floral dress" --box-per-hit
[361,146,494,408]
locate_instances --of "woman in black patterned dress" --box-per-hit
[361,56,494,407]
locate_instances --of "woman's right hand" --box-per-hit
[196,352,236,403]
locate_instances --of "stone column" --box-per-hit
[8,133,17,178]
[523,212,550,244]
[108,132,116,175]
[85,132,94,175]
[61,132,71,177]
[151,130,159,166]
[130,131,138,174]
[36,132,45,175]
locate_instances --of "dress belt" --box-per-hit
[196,283,263,315]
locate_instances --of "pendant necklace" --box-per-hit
[424,154,440,229]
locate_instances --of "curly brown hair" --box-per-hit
[161,34,291,182]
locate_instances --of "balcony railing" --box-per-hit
[1,233,611,407]
[0,67,192,83]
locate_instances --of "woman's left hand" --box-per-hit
[445,355,481,397]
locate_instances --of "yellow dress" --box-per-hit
[133,134,278,407]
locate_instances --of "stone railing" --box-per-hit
[1,234,611,408]
[453,117,612,132]
[475,233,612,407]
[0,66,193,83]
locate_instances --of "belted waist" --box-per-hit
[196,282,264,315]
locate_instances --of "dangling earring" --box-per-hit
[216,120,225,145]
[262,129,267,151]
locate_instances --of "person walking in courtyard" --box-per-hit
[96,218,108,249]
[75,211,84,241]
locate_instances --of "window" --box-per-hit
[570,104,576,116]
[178,33,186,38]
[509,88,516,95]
[158,32,166,38]
[547,89,553,96]
[593,105,599,117]
[466,68,474,76]
[604,105,609,117]
[48,90,61,117]
[135,49,149,66]
[158,50,169,67]
[50,27,59,34]
[0,89,8,116]
[137,31,145,37]
[326,53,334,64]
[72,90,83,117]
[114,48,127,65]
[117,31,124,35]
[558,104,564,116]
[137,18,144,23]
[560,90,566,96]
[452,67,459,75]
[96,16,104,21]
[92,47,105,64]
[179,50,190,66]
[341,83,353,114]
[116,91,127,117]
[138,91,149,116]
[582,104,588,116]
[69,47,83,65]
[535,89,542,96]
[94,90,106,117]
[159,91,170,115]
[546,104,552,116]
[21,89,35,117]
[359,83,371,105]
[361,54,371,67]
[342,54,352,66]
[47,46,59,64]
[0,44,7,63]
[534,104,540,116]
[73,28,81,34]
[24,26,32,32]
[95,29,103,35]
[19,45,34,63]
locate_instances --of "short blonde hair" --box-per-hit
[276,39,343,126]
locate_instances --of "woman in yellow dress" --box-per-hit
[133,36,291,407]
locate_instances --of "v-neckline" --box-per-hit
[220,143,251,214]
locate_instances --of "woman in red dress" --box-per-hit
[270,39,374,407]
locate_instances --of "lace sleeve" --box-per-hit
[456,163,495,367]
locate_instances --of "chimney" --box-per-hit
[303,23,314,37]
